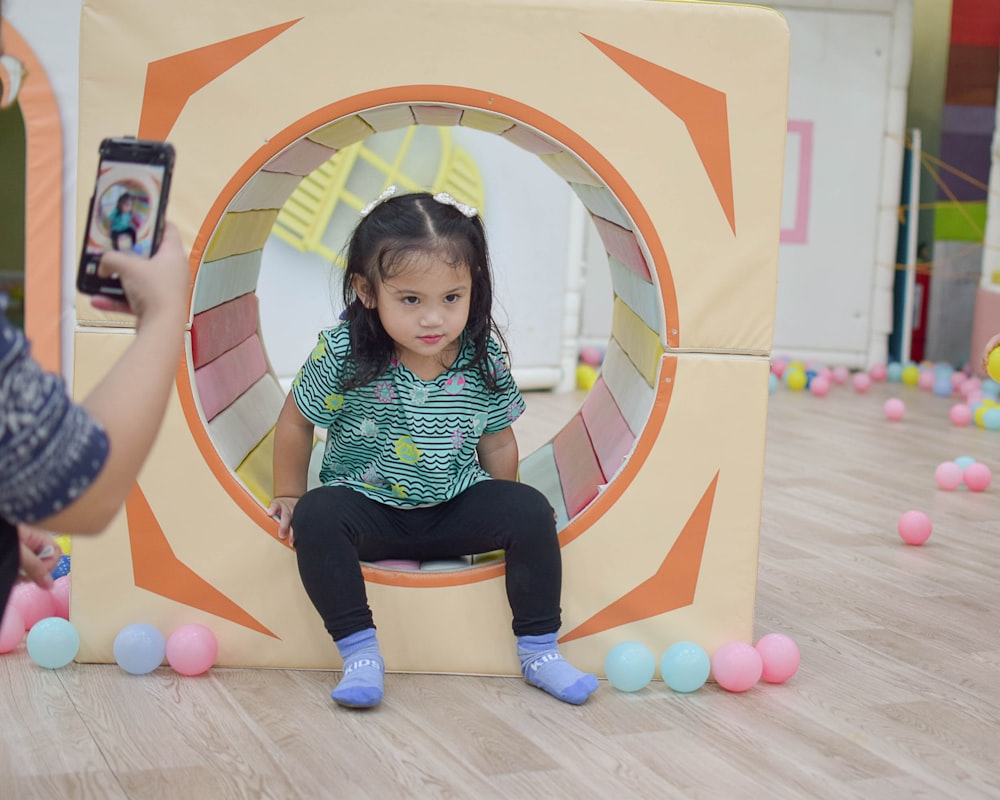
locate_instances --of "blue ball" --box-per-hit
[954,455,977,470]
[768,373,779,394]
[886,362,904,382]
[983,408,1000,432]
[50,554,71,579]
[660,641,711,693]
[26,617,80,669]
[933,376,953,398]
[982,379,1000,400]
[113,623,167,675]
[604,641,656,692]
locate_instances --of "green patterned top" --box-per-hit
[292,323,525,508]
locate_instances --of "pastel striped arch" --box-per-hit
[189,104,667,529]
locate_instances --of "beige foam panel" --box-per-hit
[72,0,788,673]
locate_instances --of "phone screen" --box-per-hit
[80,160,166,279]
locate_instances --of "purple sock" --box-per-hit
[331,628,383,708]
[517,633,598,705]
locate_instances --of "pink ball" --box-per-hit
[0,605,26,654]
[883,397,905,421]
[8,583,56,630]
[868,364,887,381]
[963,462,992,492]
[754,633,801,684]
[50,576,71,620]
[934,461,963,491]
[165,624,218,676]
[897,510,932,545]
[831,365,850,385]
[852,373,872,393]
[711,641,763,693]
[771,361,787,378]
[951,372,966,390]
[579,346,603,367]
[917,370,936,391]
[960,377,981,398]
[950,404,972,426]
[809,376,831,397]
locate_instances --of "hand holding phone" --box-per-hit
[77,137,175,299]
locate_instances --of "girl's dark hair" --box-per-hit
[340,191,507,391]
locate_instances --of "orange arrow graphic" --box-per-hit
[138,18,302,140]
[583,34,736,235]
[559,471,718,643]
[126,485,277,637]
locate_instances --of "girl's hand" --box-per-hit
[16,525,62,590]
[267,496,299,546]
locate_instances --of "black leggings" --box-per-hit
[291,480,563,641]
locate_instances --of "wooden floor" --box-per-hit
[2,377,1000,799]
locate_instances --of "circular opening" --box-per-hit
[186,97,672,585]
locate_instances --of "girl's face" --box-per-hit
[357,252,472,379]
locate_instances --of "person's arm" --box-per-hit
[268,392,316,543]
[16,526,61,589]
[477,426,519,481]
[36,224,190,534]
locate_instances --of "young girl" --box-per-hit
[268,189,598,709]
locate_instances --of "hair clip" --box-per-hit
[359,184,398,217]
[433,192,478,219]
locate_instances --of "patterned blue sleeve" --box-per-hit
[483,338,525,434]
[0,315,110,524]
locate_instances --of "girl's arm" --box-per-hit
[477,427,519,481]
[269,392,316,543]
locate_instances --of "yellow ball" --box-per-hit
[786,360,805,374]
[55,535,72,555]
[987,348,1000,383]
[576,364,599,391]
[785,369,807,391]
[975,405,989,428]
[901,365,920,386]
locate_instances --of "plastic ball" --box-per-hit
[983,378,1000,399]
[917,370,936,391]
[50,575,70,620]
[770,360,787,378]
[54,535,72,555]
[983,407,1000,432]
[711,641,763,693]
[975,405,989,429]
[934,462,963,491]
[26,617,80,669]
[883,398,905,421]
[0,605,26,653]
[809,375,830,397]
[987,348,1000,383]
[8,582,56,630]
[114,623,167,675]
[950,404,972,426]
[963,462,992,492]
[886,362,904,382]
[660,641,711,693]
[579,346,604,367]
[754,633,800,684]
[868,364,887,381]
[165,624,218,676]
[901,364,920,386]
[604,641,656,692]
[852,372,872,393]
[784,369,807,391]
[831,365,850,385]
[954,455,977,470]
[768,373,779,394]
[897,510,932,545]
[50,554,71,579]
[932,376,953,398]
[576,364,598,391]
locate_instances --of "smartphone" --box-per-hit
[77,137,175,297]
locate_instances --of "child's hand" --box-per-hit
[16,525,62,590]
[267,497,299,546]
[981,333,1000,373]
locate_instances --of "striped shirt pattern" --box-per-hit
[292,324,524,508]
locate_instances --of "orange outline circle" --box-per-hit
[177,86,678,588]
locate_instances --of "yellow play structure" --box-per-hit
[70,0,790,676]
